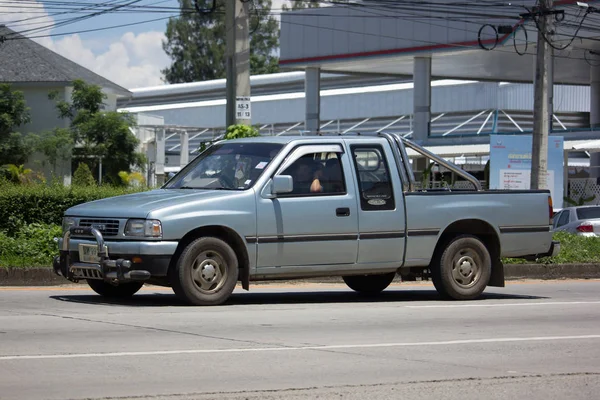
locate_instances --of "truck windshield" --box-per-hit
[163,142,283,190]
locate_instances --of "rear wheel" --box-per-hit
[342,272,396,295]
[171,237,239,306]
[86,280,144,298]
[431,235,491,300]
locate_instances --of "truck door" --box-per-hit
[255,144,359,268]
[349,143,406,265]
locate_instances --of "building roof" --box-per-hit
[0,25,131,97]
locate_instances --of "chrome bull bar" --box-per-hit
[53,226,150,284]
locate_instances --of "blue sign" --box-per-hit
[489,135,564,209]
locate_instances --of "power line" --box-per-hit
[0,0,596,66]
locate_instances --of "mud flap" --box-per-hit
[488,257,505,287]
[241,264,249,291]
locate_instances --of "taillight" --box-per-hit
[548,196,553,224]
[577,223,593,233]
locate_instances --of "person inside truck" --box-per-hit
[322,157,344,193]
[287,156,323,194]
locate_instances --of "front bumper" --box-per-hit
[53,226,175,284]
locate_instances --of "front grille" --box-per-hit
[79,219,120,236]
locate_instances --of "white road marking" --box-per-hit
[405,301,600,309]
[2,335,600,361]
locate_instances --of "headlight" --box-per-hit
[125,219,162,238]
[62,217,76,233]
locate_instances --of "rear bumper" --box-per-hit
[520,240,560,261]
[53,226,174,284]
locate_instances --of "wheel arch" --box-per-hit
[168,225,251,290]
[431,219,504,288]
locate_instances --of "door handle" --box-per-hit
[336,207,350,217]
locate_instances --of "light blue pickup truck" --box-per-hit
[54,133,559,305]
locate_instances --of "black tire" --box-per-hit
[431,235,492,300]
[86,280,144,298]
[171,237,239,306]
[342,272,396,295]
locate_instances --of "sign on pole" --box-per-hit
[235,96,251,120]
[489,134,564,209]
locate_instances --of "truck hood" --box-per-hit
[65,189,238,219]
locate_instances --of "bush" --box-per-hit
[0,223,62,267]
[224,124,260,140]
[0,182,146,234]
[503,231,600,265]
[72,163,96,186]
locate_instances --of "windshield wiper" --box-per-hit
[174,186,240,191]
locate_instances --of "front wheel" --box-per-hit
[171,237,239,306]
[342,272,396,295]
[86,280,144,298]
[431,235,492,300]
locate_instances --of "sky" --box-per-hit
[0,0,289,90]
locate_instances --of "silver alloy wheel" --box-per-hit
[191,250,228,294]
[451,249,482,288]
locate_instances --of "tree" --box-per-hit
[0,84,33,166]
[72,163,96,186]
[49,80,146,185]
[0,84,30,139]
[162,0,280,83]
[35,128,74,172]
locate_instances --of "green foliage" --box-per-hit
[224,124,260,140]
[0,182,146,234]
[0,164,42,185]
[49,79,145,185]
[118,170,146,187]
[162,0,280,83]
[0,84,31,139]
[0,84,34,166]
[0,224,63,267]
[0,132,37,165]
[34,128,74,170]
[49,79,105,121]
[72,163,96,186]
[503,231,600,265]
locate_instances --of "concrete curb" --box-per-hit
[1,264,600,287]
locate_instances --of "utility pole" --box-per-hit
[530,0,553,190]
[225,0,251,128]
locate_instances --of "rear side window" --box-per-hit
[351,145,395,211]
[576,207,600,220]
[557,211,570,227]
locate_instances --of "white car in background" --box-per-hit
[553,206,600,236]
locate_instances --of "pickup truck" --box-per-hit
[53,132,559,305]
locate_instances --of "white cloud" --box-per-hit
[48,31,170,89]
[0,1,170,89]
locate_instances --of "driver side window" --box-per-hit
[279,151,347,196]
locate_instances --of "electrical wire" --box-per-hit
[513,24,528,56]
[521,2,592,51]
[478,24,499,51]
[584,49,600,67]
[0,0,597,66]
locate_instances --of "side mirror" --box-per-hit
[272,175,293,195]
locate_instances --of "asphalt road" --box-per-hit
[1,280,600,400]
